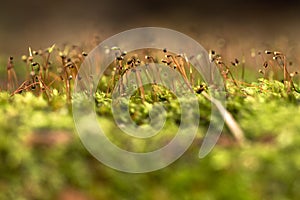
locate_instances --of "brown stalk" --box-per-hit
[165,54,193,92]
[134,68,145,103]
[6,57,18,92]
[145,55,162,85]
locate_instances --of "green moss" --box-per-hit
[0,77,300,199]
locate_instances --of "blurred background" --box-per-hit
[0,0,300,57]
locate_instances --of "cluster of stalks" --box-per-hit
[3,45,299,145]
[103,47,247,144]
[257,50,299,93]
[8,44,88,103]
[6,45,298,102]
[105,47,197,103]
[208,50,242,90]
[208,49,300,94]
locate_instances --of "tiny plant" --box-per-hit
[2,43,300,145]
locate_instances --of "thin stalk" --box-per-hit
[241,55,245,81]
[135,69,145,103]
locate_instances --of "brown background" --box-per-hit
[0,0,299,61]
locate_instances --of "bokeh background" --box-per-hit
[1,0,300,57]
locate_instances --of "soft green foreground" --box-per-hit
[1,79,300,200]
